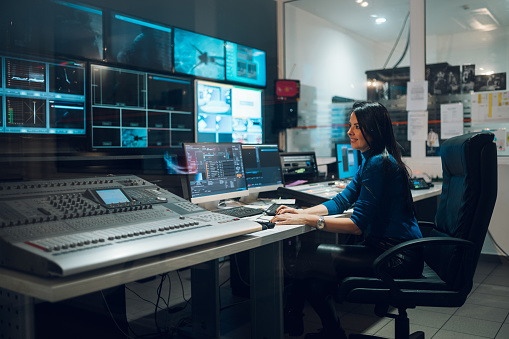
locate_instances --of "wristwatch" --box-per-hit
[316,216,326,230]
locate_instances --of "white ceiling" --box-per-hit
[288,0,509,43]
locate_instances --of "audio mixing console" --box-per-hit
[0,175,262,277]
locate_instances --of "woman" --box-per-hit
[271,101,424,339]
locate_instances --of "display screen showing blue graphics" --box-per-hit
[1,56,86,135]
[91,64,194,149]
[241,144,283,192]
[110,13,172,72]
[336,143,361,179]
[174,28,225,81]
[196,80,262,144]
[184,143,248,203]
[96,189,130,205]
[226,42,266,87]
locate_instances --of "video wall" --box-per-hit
[91,64,194,149]
[196,80,262,144]
[0,55,86,135]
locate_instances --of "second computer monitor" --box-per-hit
[241,144,283,193]
[336,143,361,179]
[183,143,248,204]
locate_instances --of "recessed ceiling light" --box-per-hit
[356,0,363,3]
[376,18,386,24]
[361,2,369,7]
[370,14,378,17]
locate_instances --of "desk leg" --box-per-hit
[0,288,34,339]
[250,241,284,339]
[190,260,220,339]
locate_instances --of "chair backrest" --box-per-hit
[425,132,497,291]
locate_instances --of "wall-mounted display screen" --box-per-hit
[91,64,194,149]
[110,13,172,72]
[195,80,262,144]
[1,56,86,135]
[3,0,103,60]
[226,42,266,87]
[174,28,225,81]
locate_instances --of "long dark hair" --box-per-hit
[352,101,414,215]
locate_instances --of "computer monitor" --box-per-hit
[335,143,361,179]
[241,144,283,193]
[279,152,319,185]
[195,80,262,144]
[183,143,248,205]
[225,42,266,87]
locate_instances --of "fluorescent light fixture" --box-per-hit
[361,2,369,7]
[376,18,386,24]
[356,0,363,3]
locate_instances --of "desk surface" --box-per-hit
[0,184,442,302]
[0,222,311,302]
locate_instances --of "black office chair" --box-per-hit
[337,131,498,339]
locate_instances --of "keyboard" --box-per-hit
[214,206,264,218]
[264,203,300,216]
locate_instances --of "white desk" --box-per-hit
[0,184,442,339]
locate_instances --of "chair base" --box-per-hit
[349,331,424,339]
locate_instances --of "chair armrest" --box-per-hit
[372,237,474,295]
[417,221,439,236]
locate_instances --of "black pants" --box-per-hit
[286,239,424,332]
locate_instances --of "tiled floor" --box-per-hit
[125,256,509,338]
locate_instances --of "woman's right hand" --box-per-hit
[275,205,301,215]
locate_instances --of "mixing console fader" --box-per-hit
[0,175,262,277]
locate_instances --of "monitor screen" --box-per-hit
[2,56,86,135]
[174,28,225,81]
[335,143,361,179]
[184,143,248,203]
[195,80,262,144]
[91,64,194,149]
[5,0,103,60]
[279,152,319,184]
[110,12,172,72]
[225,42,266,87]
[242,144,283,193]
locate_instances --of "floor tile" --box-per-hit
[475,283,509,297]
[373,320,438,339]
[466,291,509,309]
[442,315,503,338]
[432,329,493,339]
[496,323,509,339]
[406,308,451,327]
[417,305,458,315]
[454,303,509,323]
[484,275,509,287]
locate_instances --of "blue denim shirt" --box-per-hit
[322,150,422,240]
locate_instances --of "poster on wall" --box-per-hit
[461,64,475,93]
[474,73,507,92]
[471,91,509,123]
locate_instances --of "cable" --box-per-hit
[100,290,137,339]
[392,27,410,69]
[487,230,509,257]
[383,11,410,69]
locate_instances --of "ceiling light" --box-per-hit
[376,18,386,24]
[356,0,363,3]
[361,2,369,8]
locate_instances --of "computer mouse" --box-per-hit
[258,221,276,230]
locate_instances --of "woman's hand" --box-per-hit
[275,205,301,215]
[270,212,314,225]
